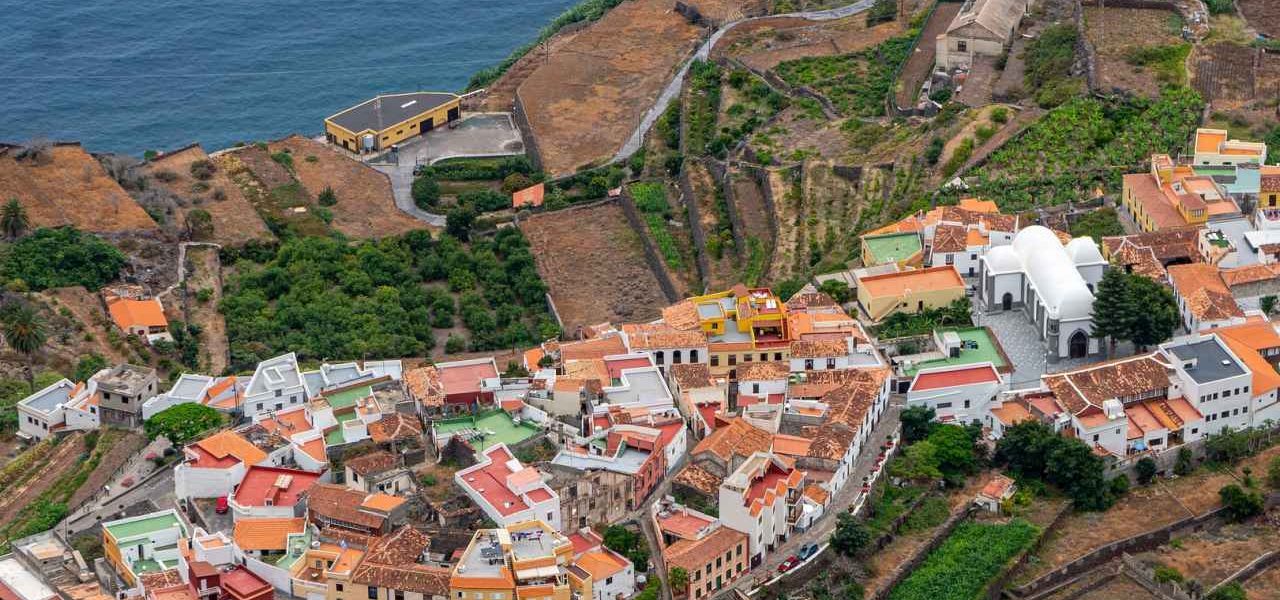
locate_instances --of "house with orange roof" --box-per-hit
[670,287,795,377]
[1122,153,1242,233]
[1166,263,1247,333]
[561,528,635,600]
[620,322,708,372]
[456,444,561,531]
[105,293,171,344]
[862,198,1019,274]
[649,497,748,600]
[1193,128,1267,167]
[229,466,322,521]
[175,427,291,500]
[974,474,1016,513]
[855,266,966,322]
[449,521,589,600]
[231,517,307,561]
[718,452,805,567]
[907,363,1006,423]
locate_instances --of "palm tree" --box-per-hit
[1,198,28,240]
[2,304,47,391]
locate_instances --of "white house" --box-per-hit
[718,452,805,568]
[174,428,291,500]
[455,443,562,531]
[907,362,1006,423]
[245,353,309,421]
[1163,334,1255,436]
[17,378,100,441]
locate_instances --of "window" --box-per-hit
[336,585,344,592]
[1093,434,1100,442]
[711,355,720,367]
[936,402,952,409]
[752,384,760,394]
[1223,389,1231,398]
[395,592,404,600]
[1192,428,1198,434]
[368,586,379,598]
[275,403,283,411]
[805,359,814,370]
[716,557,722,568]
[759,353,767,362]
[970,253,977,260]
[945,254,954,265]
[964,400,970,409]
[606,577,613,585]
[728,355,737,366]
[826,358,836,369]
[275,389,282,397]
[743,354,752,363]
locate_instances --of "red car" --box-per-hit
[777,556,799,573]
[215,496,229,514]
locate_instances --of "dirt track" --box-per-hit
[714,14,903,72]
[517,0,704,176]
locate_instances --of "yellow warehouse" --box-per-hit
[325,92,461,154]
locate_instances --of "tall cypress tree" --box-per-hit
[1090,268,1133,358]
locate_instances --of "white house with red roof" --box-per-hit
[228,465,322,521]
[174,428,292,500]
[565,528,636,600]
[454,443,561,531]
[906,363,1007,423]
[718,452,805,568]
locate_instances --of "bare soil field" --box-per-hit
[685,0,768,24]
[268,136,421,239]
[142,145,274,246]
[1238,0,1280,39]
[1084,6,1186,97]
[215,148,329,237]
[1194,43,1280,114]
[894,2,963,108]
[1135,518,1280,588]
[730,168,772,245]
[520,201,667,331]
[518,0,703,176]
[1244,563,1280,599]
[0,144,157,233]
[714,14,903,72]
[181,246,229,375]
[1068,574,1158,600]
[0,433,86,524]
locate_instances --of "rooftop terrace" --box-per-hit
[104,511,184,541]
[433,409,539,452]
[863,232,922,264]
[901,327,1009,376]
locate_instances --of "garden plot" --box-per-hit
[520,201,668,331]
[1237,0,1280,39]
[713,13,905,72]
[774,34,916,117]
[1084,6,1189,97]
[1133,519,1280,588]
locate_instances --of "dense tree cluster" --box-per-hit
[1092,268,1180,353]
[220,229,556,371]
[2,227,126,291]
[994,420,1116,511]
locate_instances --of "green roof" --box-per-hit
[863,232,922,265]
[326,385,371,410]
[105,511,184,541]
[325,427,346,445]
[904,327,1008,376]
[433,409,540,452]
[276,530,312,569]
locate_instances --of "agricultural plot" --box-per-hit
[629,181,696,297]
[1084,7,1189,97]
[0,144,157,233]
[774,34,916,117]
[1133,519,1280,589]
[177,246,228,375]
[520,201,668,331]
[894,1,962,109]
[713,13,904,72]
[141,145,274,246]
[267,136,421,239]
[889,519,1039,600]
[687,160,740,289]
[516,0,702,176]
[216,146,329,237]
[1237,0,1280,39]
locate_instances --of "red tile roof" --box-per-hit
[911,364,1000,391]
[232,466,321,507]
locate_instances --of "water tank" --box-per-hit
[361,134,376,152]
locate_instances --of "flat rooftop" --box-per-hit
[902,327,1009,376]
[433,409,539,452]
[911,364,1000,391]
[104,511,184,541]
[863,232,922,264]
[20,380,73,414]
[169,374,212,400]
[327,92,459,134]
[458,531,510,581]
[1169,339,1247,384]
[859,266,964,298]
[0,558,56,600]
[325,385,371,410]
[439,360,499,395]
[248,354,301,395]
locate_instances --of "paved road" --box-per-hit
[611,0,876,163]
[64,464,176,537]
[725,399,904,597]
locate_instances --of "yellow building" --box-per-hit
[325,92,461,154]
[450,521,587,600]
[680,286,793,375]
[1121,154,1240,232]
[288,540,364,600]
[855,266,965,322]
[102,510,188,587]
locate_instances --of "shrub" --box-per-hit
[3,227,127,291]
[445,334,466,354]
[924,137,945,165]
[1207,583,1247,600]
[317,186,338,207]
[269,151,294,171]
[144,404,224,446]
[1024,24,1080,105]
[189,160,216,181]
[186,209,214,240]
[1136,457,1158,484]
[412,177,441,209]
[1152,565,1183,584]
[501,173,534,194]
[1219,484,1264,522]
[990,107,1009,124]
[458,189,510,213]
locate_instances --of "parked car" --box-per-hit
[798,543,819,561]
[777,556,799,573]
[215,496,228,514]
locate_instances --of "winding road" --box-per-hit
[610,0,878,163]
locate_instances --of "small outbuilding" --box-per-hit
[325,92,461,153]
[935,0,1030,71]
[974,474,1017,512]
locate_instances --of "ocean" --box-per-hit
[0,0,579,156]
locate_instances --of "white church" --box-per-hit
[978,226,1107,361]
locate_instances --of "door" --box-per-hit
[447,106,461,122]
[1002,292,1013,311]
[421,117,434,132]
[1068,330,1088,359]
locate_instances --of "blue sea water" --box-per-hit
[0,0,579,156]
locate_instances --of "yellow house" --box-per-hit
[856,266,965,322]
[102,510,188,587]
[325,92,461,154]
[1261,166,1280,210]
[682,287,793,374]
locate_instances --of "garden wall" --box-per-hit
[618,188,682,303]
[678,160,712,291]
[511,95,544,173]
[868,507,977,600]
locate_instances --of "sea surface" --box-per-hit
[0,0,579,156]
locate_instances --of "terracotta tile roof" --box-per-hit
[306,484,387,529]
[347,451,397,476]
[1168,263,1243,322]
[978,474,1015,500]
[662,301,703,330]
[1043,353,1171,415]
[790,338,848,359]
[361,493,406,513]
[560,335,628,361]
[990,400,1034,426]
[1222,264,1280,287]
[352,526,450,595]
[802,483,830,505]
[664,526,746,573]
[805,423,855,461]
[1216,323,1280,396]
[106,296,167,331]
[1262,174,1280,193]
[138,570,184,590]
[788,366,888,399]
[232,517,305,551]
[368,414,422,444]
[670,363,714,391]
[692,418,772,463]
[622,323,707,349]
[189,429,267,468]
[735,361,789,381]
[770,434,812,457]
[404,366,444,407]
[672,464,722,495]
[932,224,968,253]
[785,292,838,311]
[574,550,629,580]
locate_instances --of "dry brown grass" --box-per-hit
[714,14,904,72]
[181,246,228,375]
[517,0,703,176]
[268,136,422,239]
[520,201,667,331]
[1084,7,1186,97]
[1238,0,1280,39]
[39,286,133,367]
[0,144,157,233]
[142,145,274,246]
[1136,519,1280,588]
